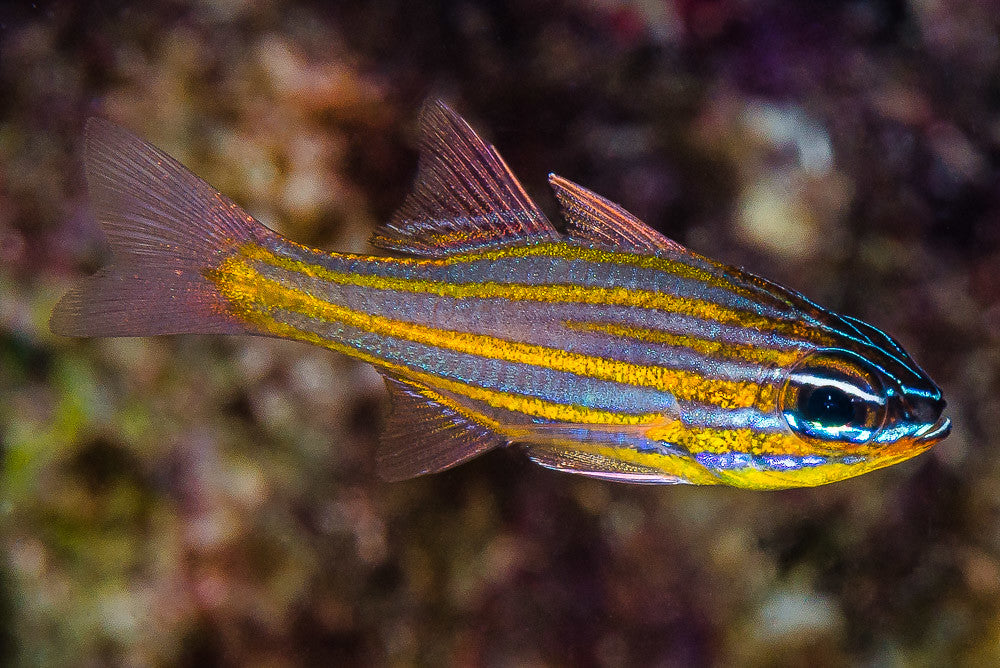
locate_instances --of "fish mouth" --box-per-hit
[915,415,952,442]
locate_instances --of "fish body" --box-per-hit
[51,102,950,489]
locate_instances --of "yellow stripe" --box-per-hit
[431,243,777,315]
[210,255,777,413]
[645,421,809,457]
[288,239,719,281]
[447,243,717,278]
[711,462,854,489]
[210,261,663,424]
[523,441,722,486]
[562,321,805,367]
[241,243,829,343]
[217,256,775,409]
[236,307,645,425]
[390,376,504,432]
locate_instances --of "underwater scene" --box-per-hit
[1,1,998,664]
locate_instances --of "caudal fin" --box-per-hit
[51,119,274,337]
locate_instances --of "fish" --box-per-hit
[50,101,951,490]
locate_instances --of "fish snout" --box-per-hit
[900,394,950,441]
[884,390,949,442]
[908,395,946,425]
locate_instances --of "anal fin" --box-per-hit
[378,374,507,481]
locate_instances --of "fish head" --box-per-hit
[692,312,949,490]
[760,319,949,487]
[781,346,947,450]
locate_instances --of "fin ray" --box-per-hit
[370,101,560,256]
[378,374,507,481]
[525,445,692,484]
[82,118,268,263]
[549,174,687,255]
[51,118,271,337]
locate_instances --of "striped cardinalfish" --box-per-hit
[51,101,950,490]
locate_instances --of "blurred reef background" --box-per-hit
[2,0,1000,665]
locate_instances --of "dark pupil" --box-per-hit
[800,385,855,427]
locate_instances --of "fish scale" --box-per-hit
[245,251,795,378]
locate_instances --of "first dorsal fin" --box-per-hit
[548,174,687,255]
[377,374,508,481]
[370,100,560,257]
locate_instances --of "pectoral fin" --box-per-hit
[377,374,508,481]
[524,445,694,484]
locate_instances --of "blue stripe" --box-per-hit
[267,239,802,320]
[252,260,803,384]
[273,308,680,417]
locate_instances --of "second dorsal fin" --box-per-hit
[548,174,688,255]
[370,101,560,257]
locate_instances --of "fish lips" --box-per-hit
[899,392,950,443]
[914,415,952,442]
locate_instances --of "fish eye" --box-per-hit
[798,385,860,427]
[781,351,887,446]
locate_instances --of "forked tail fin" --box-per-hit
[51,119,275,337]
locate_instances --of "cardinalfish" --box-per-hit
[51,101,950,490]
